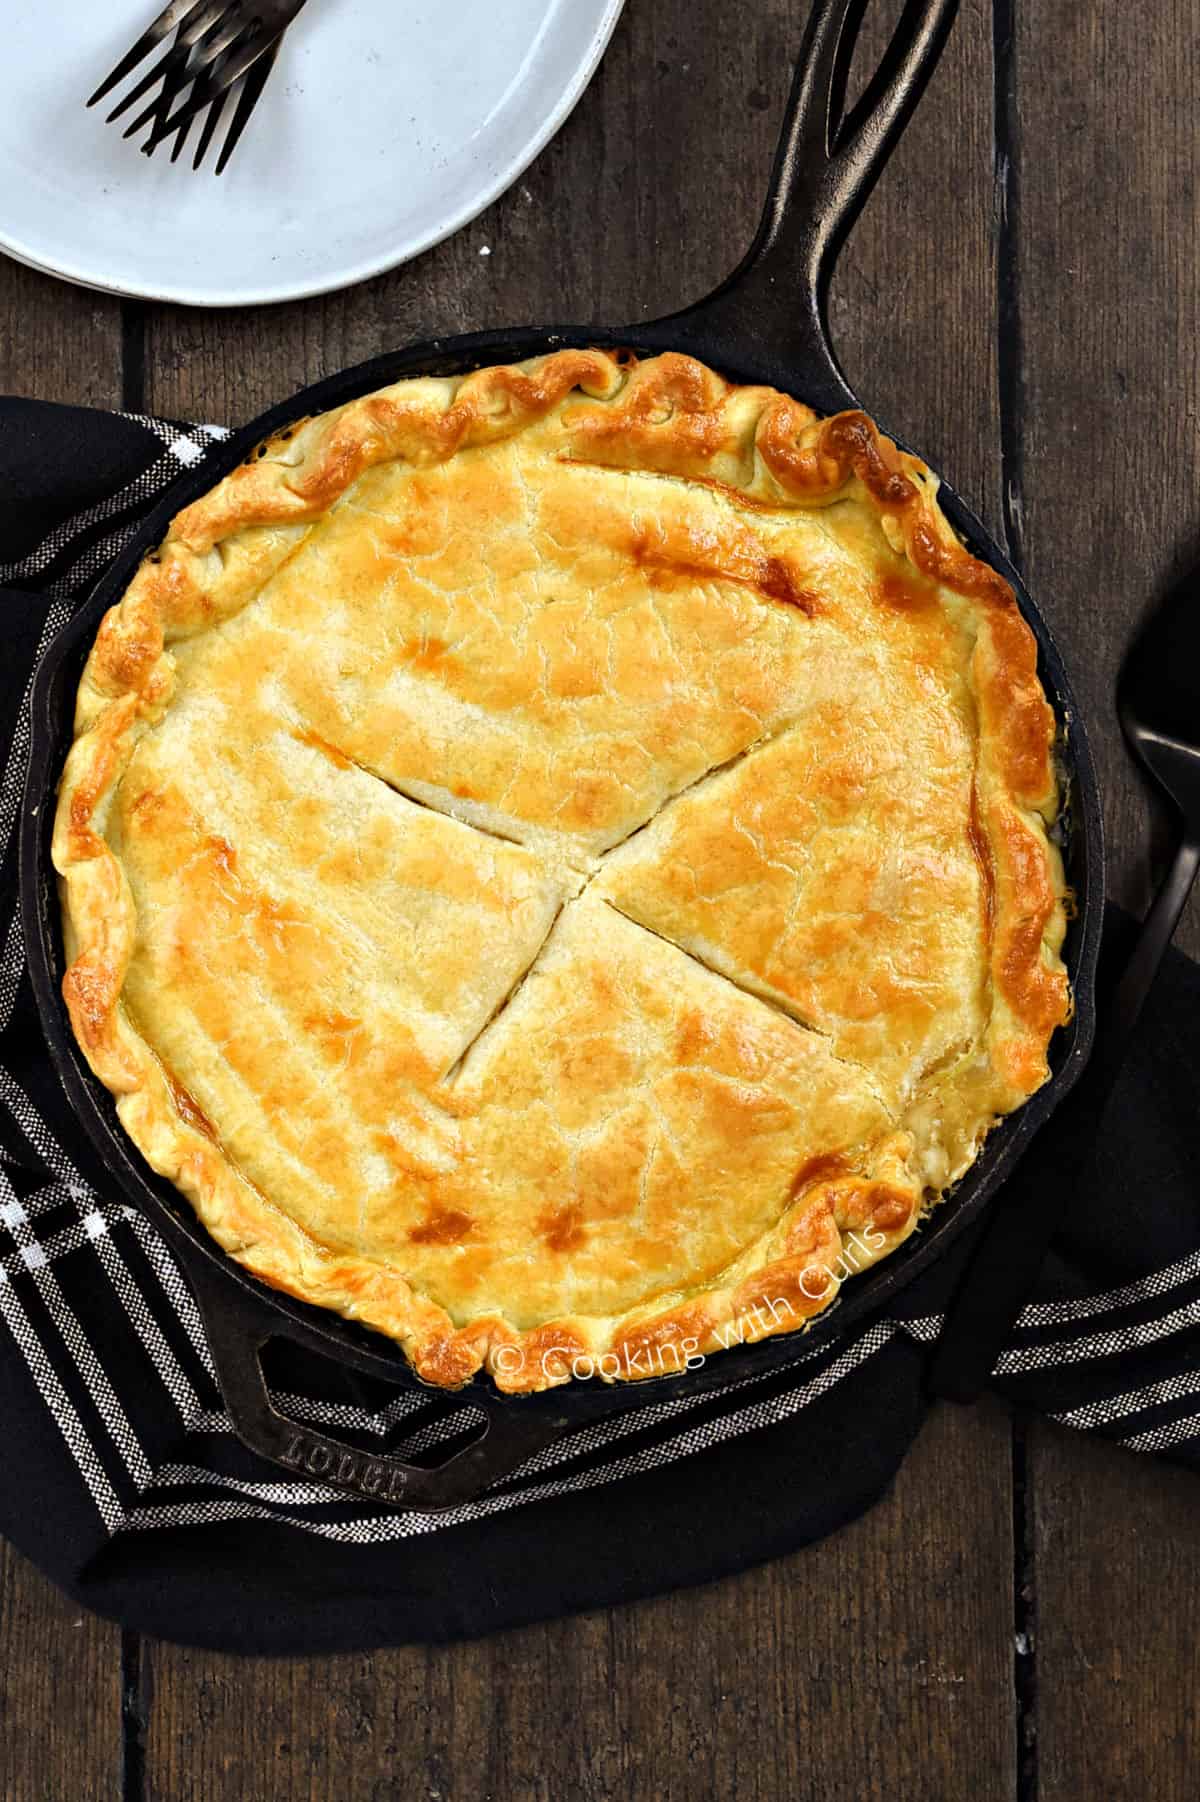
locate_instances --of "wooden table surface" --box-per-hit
[2,2,1198,1796]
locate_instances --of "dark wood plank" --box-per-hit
[1015,0,1200,957]
[0,260,122,407]
[141,1402,1015,1802]
[142,0,1001,511]
[1027,1429,1200,1802]
[0,1540,124,1802]
[833,0,1001,519]
[143,0,797,420]
[1016,4,1200,1797]
[139,6,1016,1795]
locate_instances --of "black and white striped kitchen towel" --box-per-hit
[1,397,1197,1651]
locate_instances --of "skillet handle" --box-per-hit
[651,0,961,411]
[185,1251,577,1510]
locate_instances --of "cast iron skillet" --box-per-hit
[20,0,1105,1508]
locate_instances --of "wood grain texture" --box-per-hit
[832,0,1001,517]
[142,0,1002,513]
[1016,6,1200,1798]
[140,0,787,421]
[0,1541,123,1802]
[1014,0,1200,957]
[1027,1428,1200,1802]
[0,260,121,409]
[140,1402,1015,1802]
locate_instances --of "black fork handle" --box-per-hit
[641,0,962,412]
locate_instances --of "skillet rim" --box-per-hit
[18,323,1106,1426]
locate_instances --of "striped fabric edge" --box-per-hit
[116,1321,902,1544]
[0,419,226,599]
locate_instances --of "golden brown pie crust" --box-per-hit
[54,350,1070,1392]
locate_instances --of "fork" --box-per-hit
[87,0,308,174]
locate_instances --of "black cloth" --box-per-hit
[0,397,1197,1654]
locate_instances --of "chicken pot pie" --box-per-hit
[54,350,1070,1392]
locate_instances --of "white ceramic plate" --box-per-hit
[0,0,624,306]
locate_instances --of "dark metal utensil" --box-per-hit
[87,0,305,172]
[930,562,1200,1403]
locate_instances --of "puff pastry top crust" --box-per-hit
[54,350,1070,1392]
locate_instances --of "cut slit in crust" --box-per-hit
[55,349,1070,1393]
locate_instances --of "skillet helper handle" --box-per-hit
[185,1253,575,1509]
[929,835,1200,1404]
[665,0,960,407]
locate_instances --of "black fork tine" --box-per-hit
[163,73,199,164]
[186,22,258,175]
[121,7,248,145]
[155,39,226,167]
[212,39,279,173]
[105,0,235,128]
[105,36,192,126]
[134,32,251,150]
[145,25,282,151]
[189,83,230,171]
[149,29,191,161]
[89,0,302,175]
[87,0,220,109]
[122,67,193,142]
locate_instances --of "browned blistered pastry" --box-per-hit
[54,351,1070,1392]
